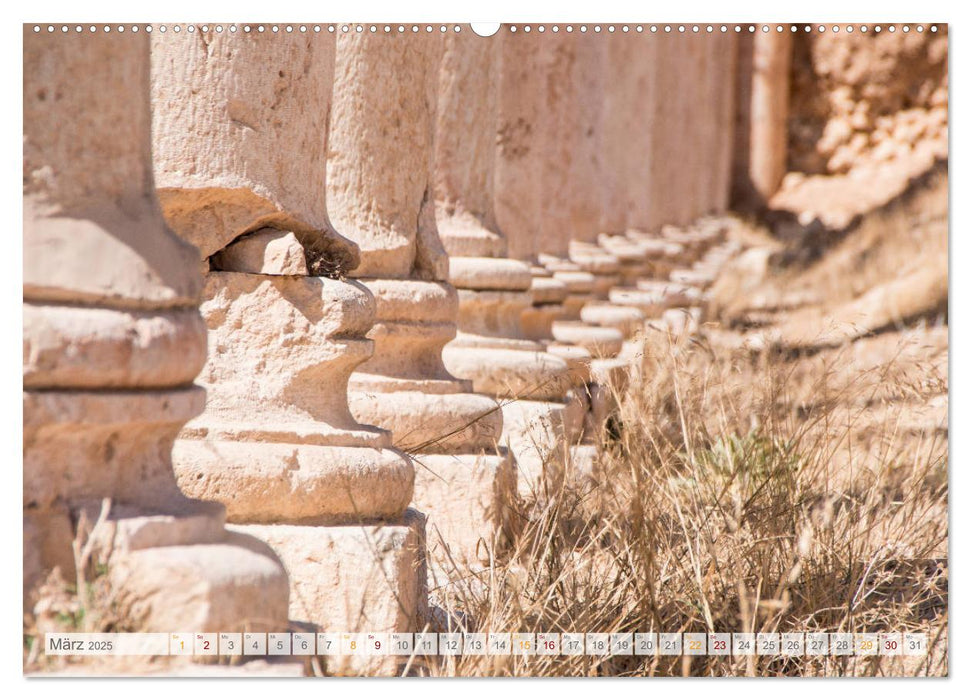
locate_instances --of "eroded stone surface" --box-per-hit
[329,33,446,280]
[24,29,289,631]
[211,229,309,276]
[234,509,427,675]
[151,30,358,275]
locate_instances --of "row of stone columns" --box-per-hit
[25,26,748,674]
[24,29,290,634]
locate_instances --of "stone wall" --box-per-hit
[788,28,948,176]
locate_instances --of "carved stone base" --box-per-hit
[411,450,517,568]
[500,394,585,497]
[234,509,426,676]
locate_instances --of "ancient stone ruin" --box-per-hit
[24,22,945,677]
[24,27,290,634]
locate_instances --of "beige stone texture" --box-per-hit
[601,34,635,235]
[539,33,606,251]
[623,39,660,234]
[491,30,611,477]
[328,34,515,568]
[24,28,289,629]
[712,34,739,213]
[328,32,446,280]
[24,388,204,513]
[610,280,703,318]
[149,28,449,641]
[346,280,502,453]
[501,395,587,497]
[494,29,546,263]
[171,259,415,527]
[24,32,200,311]
[787,28,947,177]
[435,29,503,256]
[581,302,645,337]
[448,257,532,291]
[108,529,289,633]
[433,34,576,408]
[551,321,625,360]
[236,509,426,675]
[24,304,206,390]
[151,30,358,274]
[23,507,75,597]
[736,32,793,206]
[412,451,518,566]
[651,33,693,227]
[210,229,309,276]
[530,274,570,304]
[598,234,651,285]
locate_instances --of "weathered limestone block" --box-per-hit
[173,274,414,523]
[23,28,288,631]
[237,510,425,634]
[210,229,309,276]
[327,32,512,570]
[328,32,448,281]
[151,29,422,647]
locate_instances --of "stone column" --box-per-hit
[734,31,793,208]
[595,33,660,299]
[611,33,736,333]
[622,43,696,292]
[649,32,683,228]
[23,28,288,633]
[494,28,627,472]
[493,28,594,391]
[325,31,515,574]
[598,34,683,290]
[433,28,587,497]
[712,33,739,214]
[150,30,423,661]
[543,32,642,444]
[539,32,634,352]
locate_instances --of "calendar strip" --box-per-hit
[43,632,929,658]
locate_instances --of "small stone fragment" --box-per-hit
[210,229,309,276]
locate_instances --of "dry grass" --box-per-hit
[420,321,948,677]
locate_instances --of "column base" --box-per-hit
[91,505,290,633]
[233,509,426,676]
[234,510,426,632]
[500,395,585,497]
[580,301,645,336]
[411,450,518,569]
[551,320,625,358]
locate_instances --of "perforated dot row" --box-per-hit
[31,24,941,35]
